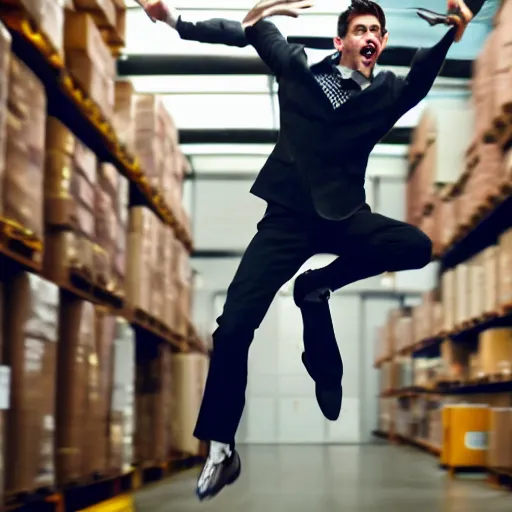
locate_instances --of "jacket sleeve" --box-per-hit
[396,27,456,111]
[176,17,249,47]
[244,20,306,77]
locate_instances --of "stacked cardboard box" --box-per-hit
[110,319,135,473]
[113,81,135,155]
[64,11,116,122]
[170,353,208,456]
[5,56,46,241]
[0,24,10,219]
[96,164,118,288]
[44,117,98,283]
[3,273,59,494]
[134,343,172,464]
[488,408,512,469]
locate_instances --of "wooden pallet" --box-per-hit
[0,218,43,273]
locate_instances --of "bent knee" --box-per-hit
[409,228,433,269]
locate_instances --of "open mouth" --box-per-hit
[360,45,377,59]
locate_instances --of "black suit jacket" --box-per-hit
[176,17,455,220]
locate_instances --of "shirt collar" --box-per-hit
[336,65,372,90]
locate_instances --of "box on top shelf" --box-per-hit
[18,0,66,58]
[5,56,46,240]
[74,0,117,33]
[114,81,135,155]
[64,11,116,121]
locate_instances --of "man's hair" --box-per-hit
[337,0,387,38]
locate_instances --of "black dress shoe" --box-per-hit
[196,450,241,501]
[415,0,486,42]
[293,271,343,421]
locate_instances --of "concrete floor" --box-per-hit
[134,444,512,511]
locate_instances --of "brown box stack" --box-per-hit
[498,228,512,308]
[488,408,512,469]
[114,81,135,155]
[19,0,65,58]
[73,0,117,35]
[133,95,165,189]
[440,194,456,251]
[115,173,129,294]
[0,23,11,216]
[5,56,46,241]
[492,15,512,127]
[126,207,157,313]
[64,11,116,121]
[455,263,469,328]
[44,117,97,282]
[478,328,512,377]
[95,164,118,288]
[151,220,168,324]
[468,254,485,321]
[173,239,192,338]
[55,297,95,485]
[473,32,495,139]
[3,273,59,494]
[0,282,4,505]
[441,269,456,333]
[89,307,116,475]
[482,246,500,316]
[135,344,172,464]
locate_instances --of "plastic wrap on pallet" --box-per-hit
[0,23,11,218]
[55,297,95,485]
[4,273,59,494]
[455,263,469,328]
[5,56,46,240]
[111,319,135,474]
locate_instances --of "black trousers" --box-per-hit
[193,203,432,444]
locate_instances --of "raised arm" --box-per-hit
[242,0,313,77]
[176,17,248,47]
[397,27,456,110]
[143,1,248,47]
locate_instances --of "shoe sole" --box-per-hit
[196,454,241,502]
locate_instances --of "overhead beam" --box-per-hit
[179,127,411,145]
[118,45,472,79]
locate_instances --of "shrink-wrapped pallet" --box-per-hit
[126,207,157,312]
[173,239,192,337]
[135,344,171,464]
[4,273,59,493]
[455,263,469,328]
[170,353,208,456]
[468,254,485,321]
[110,319,135,473]
[114,174,129,292]
[0,23,11,217]
[5,57,46,240]
[55,298,95,484]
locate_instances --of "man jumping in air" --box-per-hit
[141,0,485,501]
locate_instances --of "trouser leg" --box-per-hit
[310,206,433,292]
[194,205,311,444]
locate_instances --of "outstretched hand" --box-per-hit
[242,0,315,29]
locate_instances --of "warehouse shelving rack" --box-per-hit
[0,3,207,511]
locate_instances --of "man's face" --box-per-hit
[334,14,389,77]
